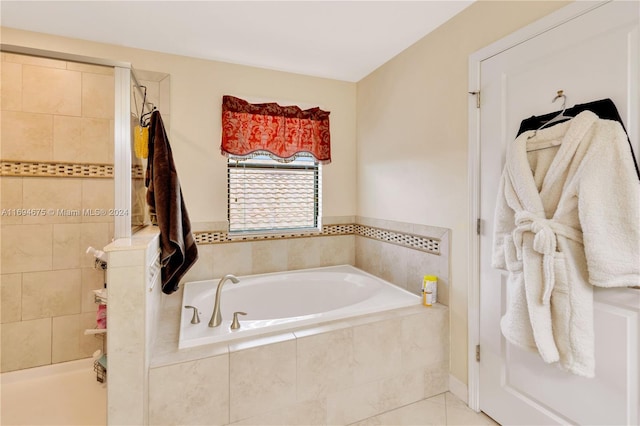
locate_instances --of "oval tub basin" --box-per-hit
[178,264,420,348]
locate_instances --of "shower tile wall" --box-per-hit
[0,52,114,372]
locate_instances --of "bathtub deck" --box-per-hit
[0,358,106,426]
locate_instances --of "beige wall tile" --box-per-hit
[22,177,82,224]
[52,312,103,363]
[378,243,408,288]
[53,116,111,164]
[148,355,230,426]
[2,52,66,69]
[54,116,81,162]
[82,73,114,119]
[1,110,53,161]
[53,223,81,269]
[22,269,81,320]
[1,177,23,225]
[296,327,355,401]
[287,237,321,270]
[81,179,114,223]
[251,239,288,274]
[400,308,449,372]
[1,274,22,323]
[22,65,81,116]
[212,242,253,278]
[80,223,111,268]
[352,317,403,384]
[318,235,355,267]
[0,317,52,372]
[229,339,296,422]
[1,224,52,273]
[81,267,105,313]
[180,244,214,283]
[406,248,449,304]
[355,236,381,277]
[1,61,22,111]
[66,61,114,76]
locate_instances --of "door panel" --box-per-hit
[478,2,640,425]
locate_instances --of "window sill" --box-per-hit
[227,227,322,241]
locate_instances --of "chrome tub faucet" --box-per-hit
[208,274,240,327]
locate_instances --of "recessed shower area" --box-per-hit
[0,45,169,425]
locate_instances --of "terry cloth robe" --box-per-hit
[492,110,640,377]
[145,110,198,295]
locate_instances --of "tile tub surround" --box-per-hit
[0,52,115,372]
[154,217,449,346]
[188,217,449,305]
[149,304,449,425]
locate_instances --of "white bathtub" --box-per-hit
[178,265,420,348]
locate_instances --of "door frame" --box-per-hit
[466,0,612,413]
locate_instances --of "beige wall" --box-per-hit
[0,26,357,225]
[356,1,569,384]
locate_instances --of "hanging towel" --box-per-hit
[492,111,640,377]
[145,110,198,294]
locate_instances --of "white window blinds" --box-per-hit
[227,155,320,233]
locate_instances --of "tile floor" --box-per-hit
[1,358,498,426]
[352,392,498,426]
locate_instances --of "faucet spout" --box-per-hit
[208,274,240,327]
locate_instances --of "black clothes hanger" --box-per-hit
[140,107,157,128]
[137,85,157,128]
[518,97,639,180]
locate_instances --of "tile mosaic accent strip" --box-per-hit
[0,161,145,180]
[354,224,440,254]
[194,224,440,255]
[132,164,144,179]
[1,161,114,178]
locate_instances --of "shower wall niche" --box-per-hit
[130,69,170,231]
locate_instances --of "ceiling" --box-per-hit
[1,1,474,82]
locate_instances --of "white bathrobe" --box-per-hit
[492,110,640,377]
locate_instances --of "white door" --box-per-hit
[477,1,640,425]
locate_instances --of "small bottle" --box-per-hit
[422,275,438,307]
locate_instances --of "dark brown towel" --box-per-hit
[145,110,198,294]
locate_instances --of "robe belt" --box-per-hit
[513,211,584,305]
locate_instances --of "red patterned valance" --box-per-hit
[221,95,331,163]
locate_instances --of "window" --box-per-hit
[228,154,320,233]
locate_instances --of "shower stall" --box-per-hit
[0,44,166,425]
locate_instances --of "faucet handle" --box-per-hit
[230,311,247,330]
[184,305,201,324]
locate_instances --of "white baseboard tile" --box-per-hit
[448,374,468,405]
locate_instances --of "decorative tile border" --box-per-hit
[1,160,114,178]
[194,223,440,255]
[0,160,145,179]
[354,224,440,254]
[132,164,145,179]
